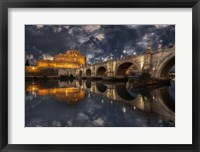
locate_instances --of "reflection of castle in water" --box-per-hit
[26,80,175,121]
[26,82,86,105]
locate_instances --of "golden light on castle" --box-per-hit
[26,49,86,73]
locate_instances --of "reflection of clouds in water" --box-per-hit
[31,100,42,108]
[26,94,51,102]
[51,120,62,127]
[40,96,51,100]
[25,94,34,101]
[87,108,95,115]
[77,112,89,121]
[25,118,47,127]
[135,118,146,125]
[93,117,104,126]
[67,120,73,126]
[75,112,105,126]
[36,125,43,127]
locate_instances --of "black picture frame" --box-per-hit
[0,0,199,151]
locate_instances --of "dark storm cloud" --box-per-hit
[25,25,175,64]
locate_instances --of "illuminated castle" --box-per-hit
[26,49,86,74]
[37,49,86,68]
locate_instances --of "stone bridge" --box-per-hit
[59,45,175,80]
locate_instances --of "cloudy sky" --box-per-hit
[25,25,175,65]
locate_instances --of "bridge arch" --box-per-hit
[115,62,139,77]
[86,81,91,88]
[155,53,175,77]
[79,70,82,77]
[152,86,175,120]
[115,83,135,101]
[96,66,106,77]
[86,69,92,77]
[69,73,74,77]
[96,82,107,93]
[159,87,175,112]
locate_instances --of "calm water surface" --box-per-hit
[25,79,175,127]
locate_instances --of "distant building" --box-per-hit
[25,49,86,77]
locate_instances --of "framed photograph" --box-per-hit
[0,0,199,151]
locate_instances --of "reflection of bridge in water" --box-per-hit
[26,80,175,121]
[77,80,175,121]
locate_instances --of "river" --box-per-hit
[25,79,175,127]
